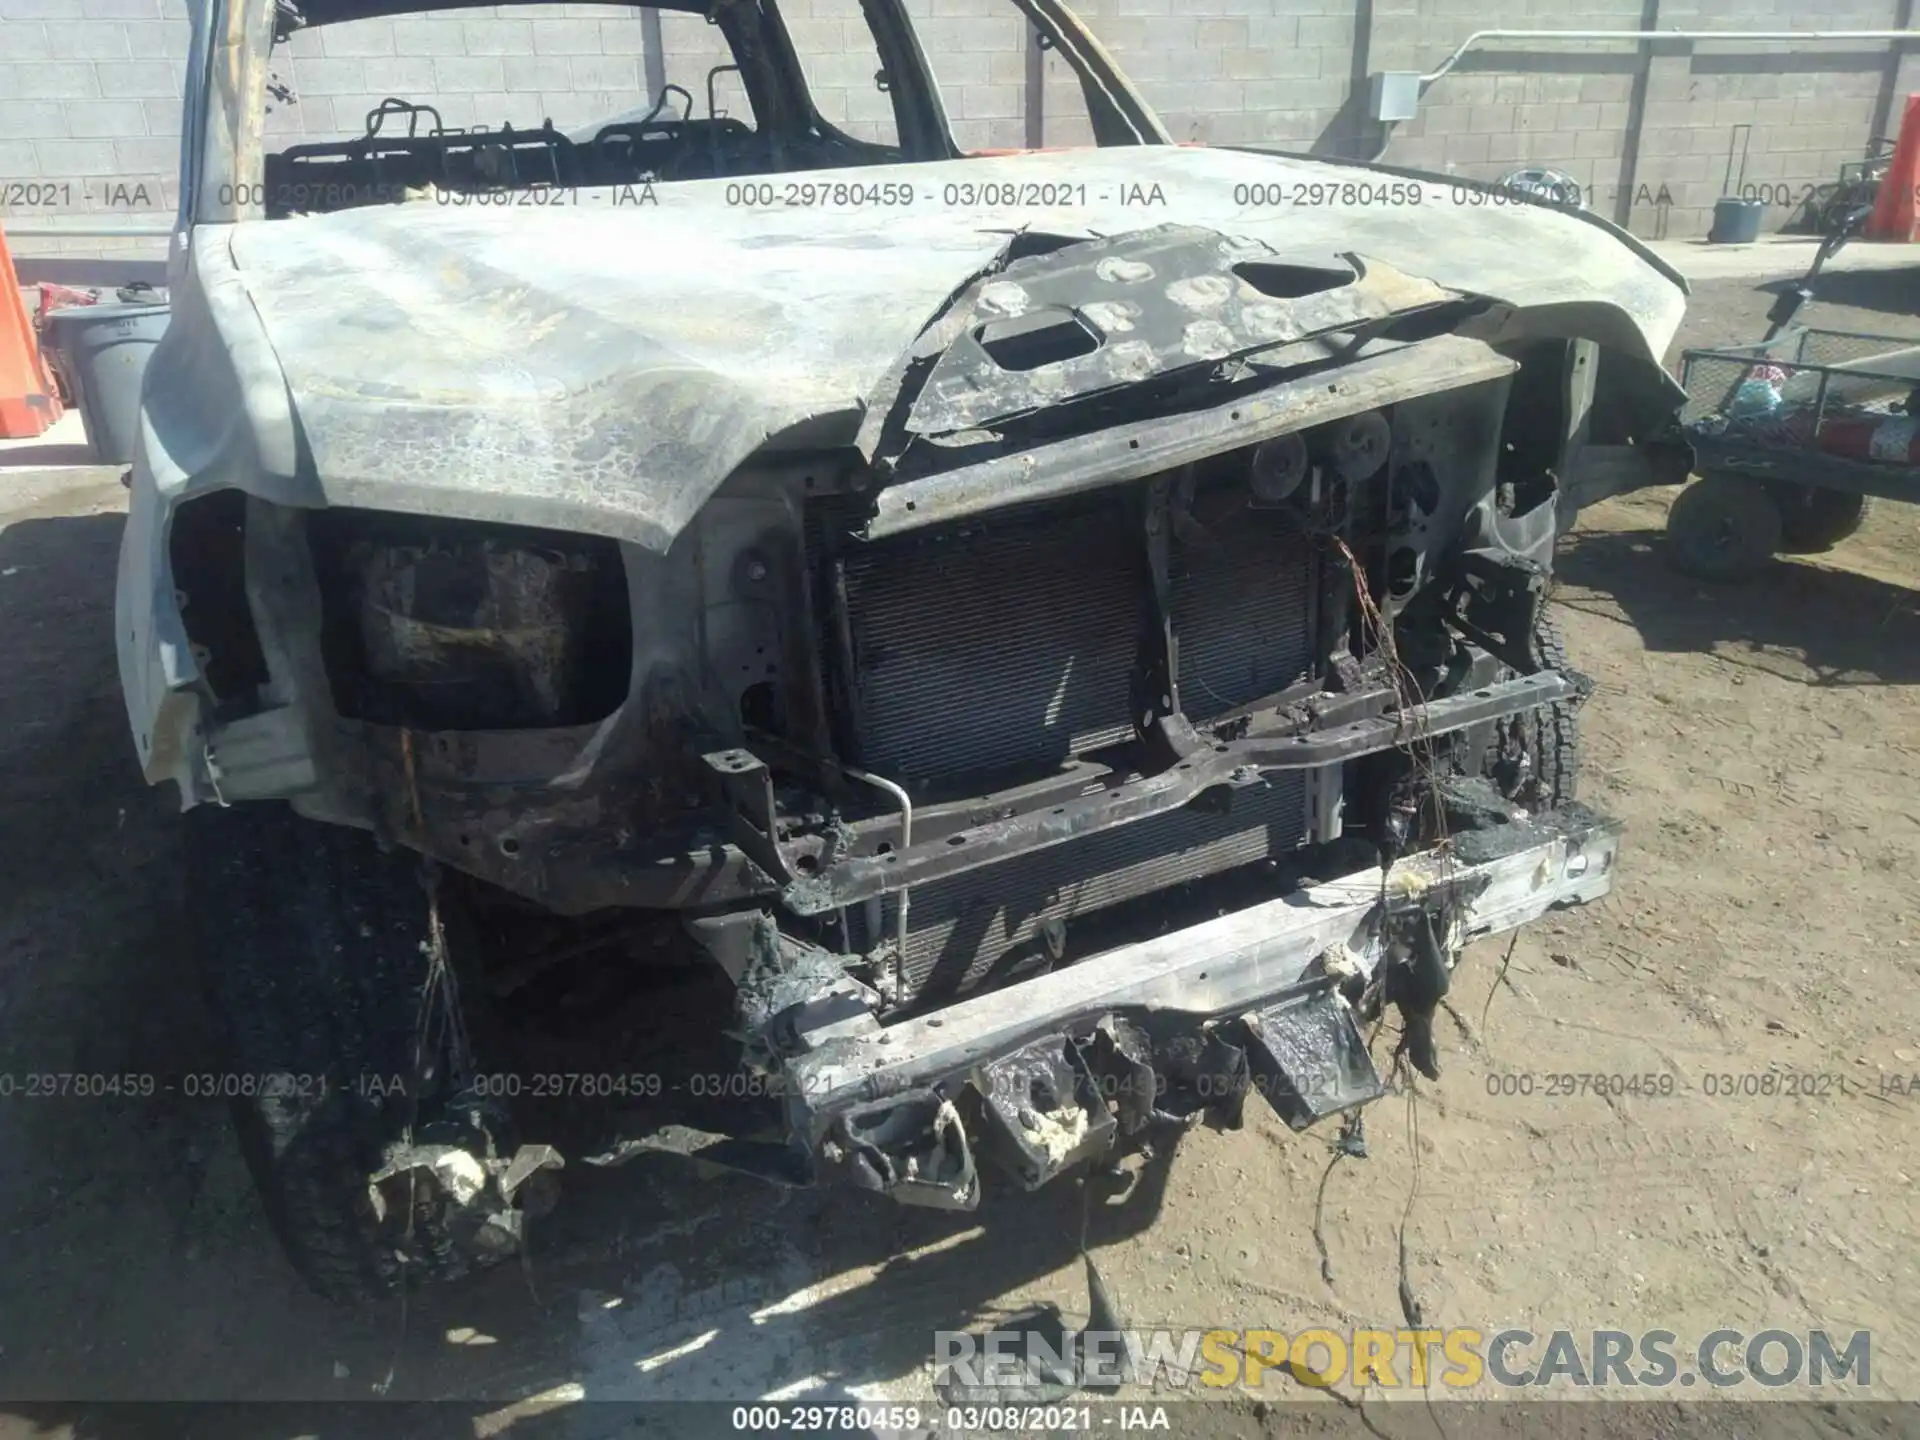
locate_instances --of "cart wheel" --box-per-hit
[1666,475,1781,581]
[1766,483,1871,553]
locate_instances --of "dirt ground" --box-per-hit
[1,268,1917,1438]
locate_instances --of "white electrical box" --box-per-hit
[1369,71,1422,123]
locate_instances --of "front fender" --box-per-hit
[116,219,307,804]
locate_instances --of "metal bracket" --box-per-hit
[975,1037,1117,1189]
[787,671,1578,913]
[1133,472,1182,739]
[703,747,793,883]
[1081,1020,1161,1136]
[583,1126,813,1187]
[1154,1026,1252,1129]
[831,1091,979,1211]
[1449,552,1548,676]
[1240,981,1385,1130]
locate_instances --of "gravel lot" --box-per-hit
[1,266,1916,1438]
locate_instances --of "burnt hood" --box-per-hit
[190,146,1686,551]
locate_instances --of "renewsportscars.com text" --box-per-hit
[933,1327,1872,1392]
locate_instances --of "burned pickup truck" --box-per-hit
[121,0,1686,1298]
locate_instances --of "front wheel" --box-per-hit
[1666,474,1781,581]
[1479,611,1583,813]
[187,802,535,1302]
[1417,610,1584,842]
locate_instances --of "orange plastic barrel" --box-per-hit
[0,223,64,439]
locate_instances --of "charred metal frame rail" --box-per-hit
[784,806,1621,1148]
[781,669,1574,914]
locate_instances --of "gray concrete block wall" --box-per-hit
[0,0,187,256]
[1375,0,1906,237]
[2,0,1916,260]
[890,0,1026,153]
[1048,0,1356,151]
[1633,52,1889,237]
[1649,0,1901,235]
[1374,0,1649,203]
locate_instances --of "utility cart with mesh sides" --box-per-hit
[1666,326,1920,579]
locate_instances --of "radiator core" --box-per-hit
[825,482,1320,1000]
[837,494,1140,785]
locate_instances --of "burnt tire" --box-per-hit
[1766,483,1871,553]
[1520,611,1581,809]
[1424,612,1583,840]
[185,801,508,1302]
[1666,474,1780,581]
[1474,611,1582,813]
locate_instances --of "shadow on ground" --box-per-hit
[0,441,98,468]
[1557,523,1920,686]
[1762,264,1920,322]
[0,511,1184,1436]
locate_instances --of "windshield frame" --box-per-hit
[179,0,1165,229]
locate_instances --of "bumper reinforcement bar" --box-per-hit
[782,806,1619,1206]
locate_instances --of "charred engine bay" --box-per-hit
[265,380,1574,1059]
[165,226,1603,1247]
